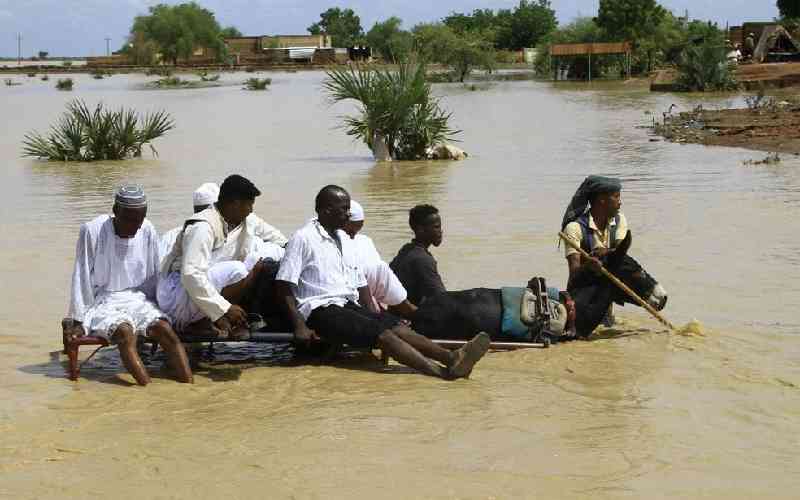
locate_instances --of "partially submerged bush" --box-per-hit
[146,67,173,77]
[198,71,220,82]
[27,72,36,78]
[154,76,188,87]
[56,78,74,91]
[675,41,738,92]
[41,74,50,81]
[244,77,271,90]
[62,61,73,67]
[22,99,174,161]
[323,61,459,161]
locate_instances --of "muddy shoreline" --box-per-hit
[652,104,800,155]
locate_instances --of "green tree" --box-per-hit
[220,26,243,38]
[367,17,414,62]
[414,24,495,81]
[443,2,556,50]
[778,0,800,18]
[675,40,737,92]
[131,2,226,64]
[307,7,364,47]
[595,0,666,43]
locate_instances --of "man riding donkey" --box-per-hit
[561,175,628,326]
[276,185,491,380]
[158,175,280,339]
[63,185,193,385]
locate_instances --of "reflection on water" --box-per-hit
[1,73,799,498]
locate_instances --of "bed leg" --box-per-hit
[67,342,80,381]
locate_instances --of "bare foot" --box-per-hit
[448,332,491,379]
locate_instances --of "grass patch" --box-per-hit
[22,99,174,161]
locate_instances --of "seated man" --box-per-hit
[160,182,286,264]
[389,204,446,305]
[343,200,416,318]
[560,175,628,324]
[63,185,192,386]
[158,175,269,338]
[276,185,490,380]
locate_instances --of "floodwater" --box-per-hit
[1,71,799,499]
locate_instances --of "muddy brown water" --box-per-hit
[1,72,799,499]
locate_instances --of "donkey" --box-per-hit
[411,231,668,342]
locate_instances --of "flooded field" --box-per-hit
[1,71,799,499]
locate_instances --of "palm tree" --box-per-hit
[323,60,458,160]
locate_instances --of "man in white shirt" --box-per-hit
[343,199,416,318]
[63,185,192,386]
[158,175,269,338]
[276,185,490,380]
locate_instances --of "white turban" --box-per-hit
[349,199,364,222]
[193,182,220,207]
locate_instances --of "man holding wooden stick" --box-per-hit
[560,176,627,324]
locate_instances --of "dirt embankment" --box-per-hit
[653,102,800,154]
[652,62,800,91]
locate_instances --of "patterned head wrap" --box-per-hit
[114,184,147,208]
[560,175,621,230]
[349,199,364,222]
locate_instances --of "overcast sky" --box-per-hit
[0,0,779,57]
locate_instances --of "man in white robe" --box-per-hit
[64,185,192,386]
[158,175,273,338]
[159,182,286,265]
[343,200,416,319]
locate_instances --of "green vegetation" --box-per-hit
[323,61,458,161]
[307,7,364,47]
[27,72,36,78]
[198,71,220,81]
[41,75,50,81]
[675,41,737,92]
[126,2,236,65]
[244,77,271,90]
[22,99,174,161]
[62,61,72,67]
[38,51,49,59]
[442,1,557,50]
[367,17,414,63]
[145,67,173,77]
[153,76,189,87]
[414,23,495,82]
[778,0,800,18]
[56,78,74,91]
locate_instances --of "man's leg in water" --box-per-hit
[376,330,449,378]
[390,324,491,378]
[111,323,150,386]
[147,319,193,383]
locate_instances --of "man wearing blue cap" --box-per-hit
[63,185,193,386]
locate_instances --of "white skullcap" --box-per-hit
[349,199,364,222]
[193,182,220,207]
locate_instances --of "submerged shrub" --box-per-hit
[41,74,50,81]
[323,61,459,161]
[22,99,175,161]
[675,41,738,92]
[56,78,74,90]
[243,77,271,90]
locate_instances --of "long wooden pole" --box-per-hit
[558,231,675,330]
[432,339,546,350]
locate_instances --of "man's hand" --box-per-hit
[585,255,604,273]
[222,304,247,328]
[294,323,320,347]
[62,319,86,341]
[591,247,611,259]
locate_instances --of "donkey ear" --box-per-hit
[616,229,632,256]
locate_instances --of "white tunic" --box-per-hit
[276,219,367,320]
[67,215,164,337]
[352,234,407,308]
